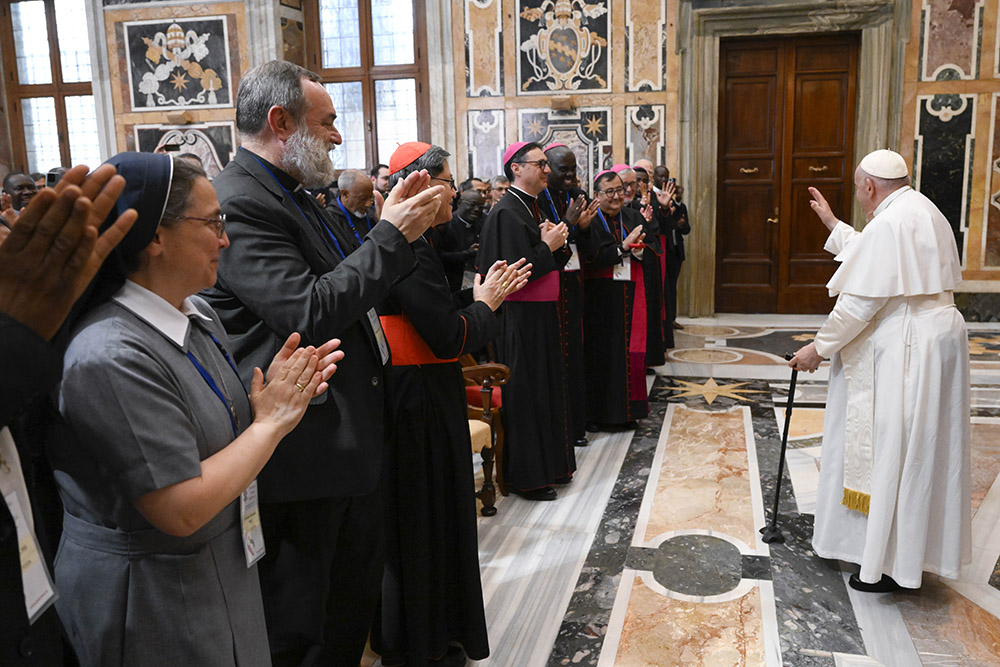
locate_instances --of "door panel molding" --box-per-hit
[676,0,911,316]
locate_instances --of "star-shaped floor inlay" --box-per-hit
[667,377,764,405]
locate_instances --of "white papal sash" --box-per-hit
[839,324,876,515]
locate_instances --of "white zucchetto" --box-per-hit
[858,149,909,179]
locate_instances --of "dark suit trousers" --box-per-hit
[259,487,385,667]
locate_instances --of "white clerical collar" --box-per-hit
[509,185,537,202]
[872,185,911,218]
[111,280,212,347]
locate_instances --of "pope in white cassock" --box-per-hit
[790,149,971,593]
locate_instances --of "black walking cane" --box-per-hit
[760,353,799,544]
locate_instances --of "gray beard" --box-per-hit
[280,127,337,188]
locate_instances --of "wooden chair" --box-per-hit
[461,356,509,516]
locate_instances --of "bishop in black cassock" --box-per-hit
[475,142,575,501]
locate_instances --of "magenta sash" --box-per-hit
[505,271,559,302]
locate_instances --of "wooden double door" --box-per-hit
[715,34,859,314]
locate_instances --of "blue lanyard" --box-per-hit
[542,188,573,223]
[542,188,560,222]
[336,197,366,245]
[249,154,346,259]
[596,210,621,239]
[185,332,243,438]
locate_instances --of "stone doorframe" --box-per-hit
[675,0,911,316]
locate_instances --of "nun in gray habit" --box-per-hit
[48,152,340,667]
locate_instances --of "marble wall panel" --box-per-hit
[914,93,977,264]
[518,107,612,193]
[130,122,236,178]
[465,0,503,96]
[624,0,666,92]
[467,109,505,179]
[919,0,984,80]
[516,0,610,95]
[123,16,234,111]
[625,104,665,166]
[983,93,1000,267]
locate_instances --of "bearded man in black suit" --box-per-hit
[202,60,443,667]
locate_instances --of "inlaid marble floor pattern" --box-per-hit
[470,316,1000,667]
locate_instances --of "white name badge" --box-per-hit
[563,243,580,272]
[3,492,56,623]
[240,480,265,568]
[366,308,390,364]
[613,256,631,281]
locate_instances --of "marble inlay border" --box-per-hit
[918,0,984,81]
[624,0,666,91]
[981,92,1000,268]
[624,103,665,166]
[914,93,976,267]
[464,0,503,96]
[466,108,504,180]
[675,0,909,316]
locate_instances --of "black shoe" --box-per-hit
[848,573,902,593]
[673,321,684,330]
[512,486,557,501]
[575,436,589,447]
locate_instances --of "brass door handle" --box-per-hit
[808,165,828,172]
[766,216,779,224]
[740,166,759,174]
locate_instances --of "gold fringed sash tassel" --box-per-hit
[842,487,871,516]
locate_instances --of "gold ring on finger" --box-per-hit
[295,382,306,392]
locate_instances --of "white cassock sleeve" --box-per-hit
[813,293,888,359]
[823,221,860,256]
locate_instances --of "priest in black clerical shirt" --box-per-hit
[475,141,575,501]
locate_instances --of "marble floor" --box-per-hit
[466,316,1000,667]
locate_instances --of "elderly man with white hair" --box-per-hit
[790,149,971,593]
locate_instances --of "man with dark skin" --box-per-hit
[539,144,598,448]
[438,189,484,292]
[329,168,380,240]
[3,173,38,213]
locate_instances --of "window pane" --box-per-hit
[324,82,366,170]
[65,95,100,167]
[319,0,361,69]
[22,97,61,174]
[371,0,414,66]
[375,79,417,164]
[55,0,92,83]
[12,1,52,85]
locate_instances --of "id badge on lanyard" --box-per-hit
[240,480,265,567]
[613,256,631,281]
[367,308,390,364]
[563,243,580,271]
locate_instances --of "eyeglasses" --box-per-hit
[516,159,550,170]
[432,176,456,190]
[597,187,625,198]
[166,214,227,238]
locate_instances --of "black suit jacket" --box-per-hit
[202,148,418,502]
[0,315,68,665]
